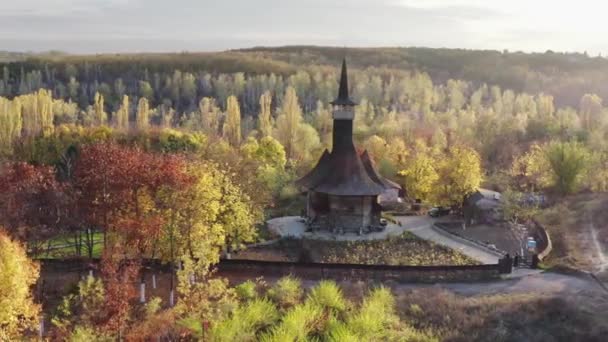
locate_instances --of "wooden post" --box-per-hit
[140,282,146,303]
[152,274,157,289]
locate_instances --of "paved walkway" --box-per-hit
[266,216,418,241]
[395,216,500,264]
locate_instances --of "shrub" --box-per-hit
[235,280,258,301]
[259,302,323,342]
[211,298,279,342]
[266,276,302,308]
[307,280,348,314]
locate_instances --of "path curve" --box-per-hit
[394,216,500,265]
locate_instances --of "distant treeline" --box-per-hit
[3,46,608,108]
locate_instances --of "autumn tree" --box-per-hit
[0,162,65,253]
[0,230,40,340]
[545,140,590,195]
[21,89,54,137]
[399,152,439,203]
[436,146,482,206]
[579,93,603,130]
[0,96,22,157]
[93,92,108,126]
[258,91,273,137]
[223,95,242,146]
[136,97,150,132]
[275,86,302,159]
[114,95,129,130]
[199,97,221,135]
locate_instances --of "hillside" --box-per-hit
[6,45,608,108]
[538,193,608,277]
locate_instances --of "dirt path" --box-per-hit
[590,219,608,273]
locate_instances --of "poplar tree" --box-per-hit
[21,89,53,137]
[258,91,273,137]
[136,97,150,132]
[93,92,107,126]
[199,97,220,135]
[223,95,241,146]
[115,95,130,130]
[0,97,22,156]
[275,86,302,159]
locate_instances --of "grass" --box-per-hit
[537,193,608,271]
[396,288,608,342]
[33,232,104,259]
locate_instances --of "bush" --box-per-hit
[307,280,348,314]
[235,280,258,301]
[211,298,279,342]
[259,302,323,342]
[266,276,302,308]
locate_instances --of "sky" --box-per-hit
[1,0,607,54]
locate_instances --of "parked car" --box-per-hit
[428,206,451,217]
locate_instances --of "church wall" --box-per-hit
[327,195,379,232]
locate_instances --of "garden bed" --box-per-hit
[235,232,478,266]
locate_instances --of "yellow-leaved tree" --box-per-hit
[399,153,439,203]
[436,146,483,206]
[223,96,242,146]
[0,230,41,340]
[258,91,273,138]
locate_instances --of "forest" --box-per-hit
[2,46,608,340]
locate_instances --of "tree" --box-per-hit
[136,97,150,132]
[51,275,106,337]
[0,230,40,340]
[115,95,129,131]
[501,188,539,224]
[579,93,603,130]
[139,81,154,101]
[510,144,552,192]
[399,153,439,202]
[258,91,273,138]
[0,96,22,156]
[21,89,54,137]
[0,162,65,253]
[436,146,482,206]
[93,92,108,126]
[545,140,590,195]
[199,97,220,135]
[275,86,302,159]
[223,95,241,146]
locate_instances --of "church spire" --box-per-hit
[331,58,356,106]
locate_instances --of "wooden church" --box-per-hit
[296,59,402,233]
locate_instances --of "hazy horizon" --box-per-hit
[2,0,608,55]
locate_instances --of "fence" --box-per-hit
[215,259,508,283]
[531,220,553,260]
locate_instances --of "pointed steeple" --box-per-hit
[331,58,356,106]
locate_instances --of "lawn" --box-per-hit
[33,232,104,259]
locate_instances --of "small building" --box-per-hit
[463,189,502,226]
[296,59,402,233]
